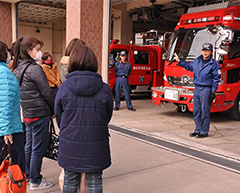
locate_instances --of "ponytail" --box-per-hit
[11,36,44,71]
[12,38,22,71]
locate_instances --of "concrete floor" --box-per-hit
[28,97,240,192]
[111,98,240,161]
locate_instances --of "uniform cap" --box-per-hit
[120,51,126,56]
[202,43,213,51]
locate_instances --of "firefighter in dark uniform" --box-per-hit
[174,43,221,138]
[114,51,135,111]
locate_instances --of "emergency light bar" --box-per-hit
[181,16,220,25]
[187,2,231,13]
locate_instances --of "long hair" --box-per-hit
[68,45,98,73]
[0,41,8,63]
[11,35,43,70]
[65,38,86,56]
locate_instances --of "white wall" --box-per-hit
[18,20,66,67]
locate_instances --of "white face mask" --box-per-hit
[33,51,42,61]
[6,52,11,64]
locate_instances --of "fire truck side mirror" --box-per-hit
[162,53,167,60]
[161,32,171,50]
[221,29,234,43]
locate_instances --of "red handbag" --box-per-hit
[0,143,26,193]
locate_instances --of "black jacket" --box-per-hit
[14,59,54,118]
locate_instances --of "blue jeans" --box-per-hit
[63,169,103,193]
[0,132,25,172]
[193,87,211,135]
[25,116,50,184]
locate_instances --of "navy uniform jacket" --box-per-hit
[114,61,131,78]
[179,55,221,92]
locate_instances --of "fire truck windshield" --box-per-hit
[167,27,221,62]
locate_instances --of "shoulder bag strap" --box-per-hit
[0,144,8,162]
[19,63,31,86]
[50,118,56,135]
[0,143,12,163]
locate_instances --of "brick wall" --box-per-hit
[0,2,12,47]
[66,0,103,73]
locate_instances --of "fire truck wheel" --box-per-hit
[228,95,240,120]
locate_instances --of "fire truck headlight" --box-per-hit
[168,76,173,85]
[190,98,194,103]
[152,91,158,98]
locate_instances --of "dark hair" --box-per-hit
[68,45,98,73]
[0,41,8,62]
[11,35,44,70]
[42,52,52,61]
[65,38,86,56]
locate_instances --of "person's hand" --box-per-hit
[4,135,13,145]
[208,92,216,104]
[173,53,180,63]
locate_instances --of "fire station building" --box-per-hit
[0,0,226,82]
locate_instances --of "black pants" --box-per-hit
[0,132,25,172]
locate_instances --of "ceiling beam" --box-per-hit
[179,0,192,4]
[20,0,65,9]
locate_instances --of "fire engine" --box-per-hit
[109,30,166,97]
[151,2,240,120]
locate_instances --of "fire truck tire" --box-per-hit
[228,95,240,120]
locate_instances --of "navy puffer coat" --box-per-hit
[55,70,113,173]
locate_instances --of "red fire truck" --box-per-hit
[151,2,240,120]
[109,31,166,97]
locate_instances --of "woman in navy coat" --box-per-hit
[55,45,113,193]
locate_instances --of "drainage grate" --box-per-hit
[109,124,240,174]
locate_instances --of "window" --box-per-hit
[227,67,240,84]
[109,50,129,68]
[229,31,240,60]
[133,51,149,65]
[167,27,221,62]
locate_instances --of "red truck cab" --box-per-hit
[152,2,240,120]
[109,42,165,96]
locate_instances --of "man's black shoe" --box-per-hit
[114,107,119,111]
[189,132,198,137]
[196,134,208,138]
[128,107,136,111]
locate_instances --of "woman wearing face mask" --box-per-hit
[41,52,60,98]
[0,41,25,173]
[13,36,54,190]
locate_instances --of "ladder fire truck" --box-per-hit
[109,30,166,97]
[151,2,240,120]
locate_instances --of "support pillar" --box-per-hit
[0,1,12,46]
[67,0,109,81]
